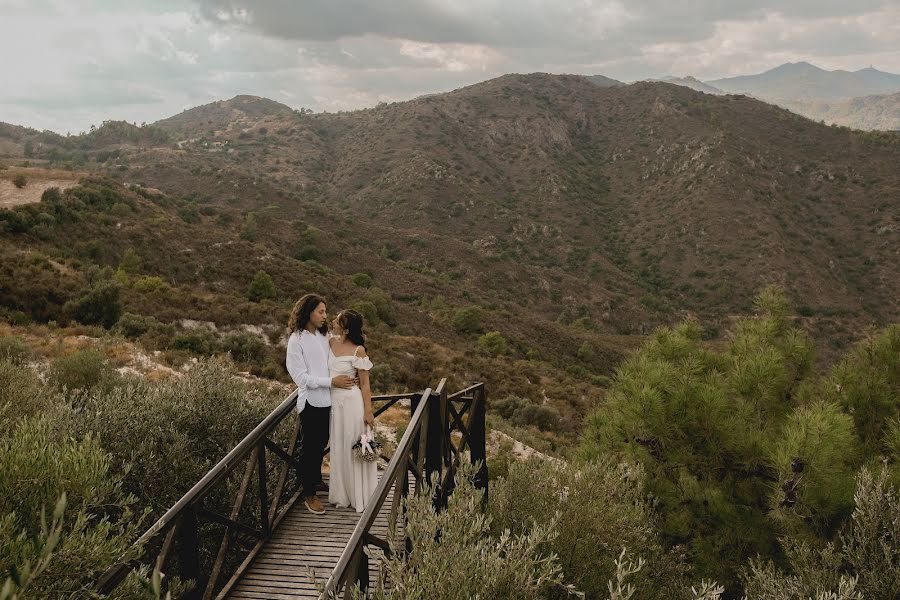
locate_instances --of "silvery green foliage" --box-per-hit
[355,460,583,600]
[0,494,65,600]
[740,468,899,599]
[0,416,148,599]
[489,458,689,599]
[606,549,645,600]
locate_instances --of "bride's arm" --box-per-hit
[360,368,374,426]
[356,348,375,426]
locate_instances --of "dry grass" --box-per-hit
[0,167,80,208]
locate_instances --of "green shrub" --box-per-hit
[351,300,380,326]
[365,288,397,326]
[0,359,43,421]
[69,358,276,514]
[47,349,119,392]
[452,306,482,334]
[821,324,900,455]
[132,276,168,293]
[369,363,395,394]
[741,468,900,599]
[114,312,163,339]
[576,341,594,361]
[490,458,687,600]
[171,330,220,356]
[0,336,30,366]
[351,272,373,288]
[362,460,579,600]
[12,174,26,189]
[222,332,267,363]
[0,416,145,598]
[477,331,508,356]
[247,270,277,302]
[118,248,141,275]
[40,187,62,204]
[491,395,561,431]
[64,278,123,328]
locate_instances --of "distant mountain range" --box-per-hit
[639,62,900,130]
[707,62,900,101]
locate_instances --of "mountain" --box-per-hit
[708,62,900,101]
[783,92,900,131]
[2,74,899,380]
[154,95,295,137]
[652,76,724,95]
[585,75,625,88]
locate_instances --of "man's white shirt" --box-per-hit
[285,329,332,412]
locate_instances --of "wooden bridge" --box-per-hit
[96,379,488,599]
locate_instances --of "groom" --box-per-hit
[285,293,357,514]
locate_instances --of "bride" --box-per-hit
[328,309,378,512]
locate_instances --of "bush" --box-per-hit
[490,458,688,600]
[364,288,397,326]
[452,306,482,334]
[0,336,30,366]
[47,349,119,392]
[132,276,169,293]
[491,395,561,431]
[351,300,380,326]
[741,468,900,599]
[118,248,141,275]
[114,312,162,339]
[576,341,594,361]
[362,460,579,600]
[477,331,508,356]
[351,272,373,288]
[171,330,220,356]
[69,358,277,514]
[40,187,61,203]
[247,270,277,302]
[222,332,267,363]
[12,174,26,189]
[369,363,395,394]
[64,278,123,328]
[0,358,43,421]
[0,416,145,598]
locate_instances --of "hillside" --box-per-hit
[132,75,898,331]
[783,92,900,131]
[651,76,724,95]
[1,74,899,446]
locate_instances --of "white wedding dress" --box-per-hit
[328,347,378,513]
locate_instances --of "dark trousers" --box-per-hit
[299,403,330,498]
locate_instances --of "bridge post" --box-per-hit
[178,508,202,600]
[470,384,489,506]
[410,383,447,508]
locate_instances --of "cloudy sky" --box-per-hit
[2,0,898,133]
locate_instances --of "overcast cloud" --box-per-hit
[1,0,897,133]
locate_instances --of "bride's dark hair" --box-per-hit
[338,310,366,351]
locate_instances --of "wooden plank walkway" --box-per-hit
[226,472,404,599]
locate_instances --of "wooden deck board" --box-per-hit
[224,473,408,599]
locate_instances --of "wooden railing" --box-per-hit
[322,379,488,598]
[95,388,420,600]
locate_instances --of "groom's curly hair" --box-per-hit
[288,293,328,335]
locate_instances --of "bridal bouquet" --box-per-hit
[352,426,381,463]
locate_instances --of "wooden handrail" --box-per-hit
[446,382,482,401]
[96,389,426,594]
[321,383,439,597]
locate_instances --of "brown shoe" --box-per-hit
[304,495,325,514]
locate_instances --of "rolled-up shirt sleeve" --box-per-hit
[286,333,332,389]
